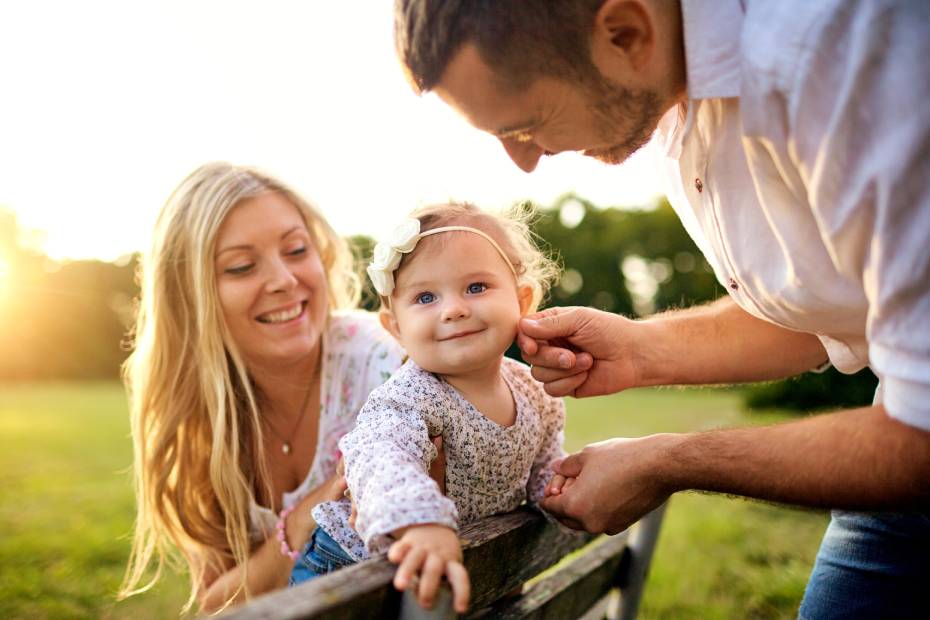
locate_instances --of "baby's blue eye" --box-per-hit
[467,282,487,294]
[416,292,436,305]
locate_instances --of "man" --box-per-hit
[393,0,930,617]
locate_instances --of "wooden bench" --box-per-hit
[219,504,666,620]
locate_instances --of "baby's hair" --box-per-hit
[396,201,560,313]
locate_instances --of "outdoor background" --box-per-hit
[0,196,877,619]
[1,2,878,619]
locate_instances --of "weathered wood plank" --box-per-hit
[219,508,593,620]
[459,508,593,611]
[216,559,400,620]
[466,534,631,620]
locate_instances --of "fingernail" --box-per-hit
[523,318,539,327]
[558,353,571,368]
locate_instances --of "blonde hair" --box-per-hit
[397,201,559,313]
[119,162,358,611]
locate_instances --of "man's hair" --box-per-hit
[394,0,607,93]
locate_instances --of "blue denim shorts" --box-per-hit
[799,510,930,619]
[289,527,356,586]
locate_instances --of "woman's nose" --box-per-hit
[500,137,545,173]
[265,257,298,293]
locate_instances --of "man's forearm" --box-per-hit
[636,297,828,386]
[661,405,930,510]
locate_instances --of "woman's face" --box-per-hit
[214,191,329,369]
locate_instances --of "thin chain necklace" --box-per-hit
[263,361,319,455]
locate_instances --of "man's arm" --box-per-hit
[542,405,930,534]
[636,297,828,386]
[519,297,828,397]
[667,405,930,509]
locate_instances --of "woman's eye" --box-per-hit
[466,282,487,294]
[287,246,307,257]
[415,292,436,305]
[224,264,253,275]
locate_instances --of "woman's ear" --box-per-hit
[379,307,402,342]
[517,285,534,317]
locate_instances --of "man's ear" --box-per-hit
[379,307,402,342]
[590,0,655,74]
[517,285,534,317]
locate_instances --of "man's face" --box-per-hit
[434,44,664,173]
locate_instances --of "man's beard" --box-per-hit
[582,76,662,166]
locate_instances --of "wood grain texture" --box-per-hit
[219,508,619,620]
[467,535,631,620]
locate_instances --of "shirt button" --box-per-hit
[695,177,704,193]
[728,277,739,291]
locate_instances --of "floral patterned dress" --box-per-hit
[249,310,404,541]
[313,356,566,560]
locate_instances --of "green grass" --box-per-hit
[0,382,827,619]
[565,387,828,619]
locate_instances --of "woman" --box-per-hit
[118,162,405,612]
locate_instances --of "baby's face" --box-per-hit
[382,231,530,379]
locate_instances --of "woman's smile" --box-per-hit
[256,300,307,325]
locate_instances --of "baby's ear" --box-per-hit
[517,285,534,317]
[379,307,402,341]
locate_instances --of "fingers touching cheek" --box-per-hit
[544,372,589,397]
[517,332,540,356]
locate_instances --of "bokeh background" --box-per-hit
[0,2,877,619]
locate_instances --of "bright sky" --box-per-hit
[0,1,663,262]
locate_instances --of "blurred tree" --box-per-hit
[0,198,884,414]
[528,195,876,413]
[0,209,137,380]
[533,194,723,316]
[347,234,378,312]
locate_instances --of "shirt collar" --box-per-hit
[680,0,746,100]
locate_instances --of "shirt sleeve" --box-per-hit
[761,1,930,429]
[526,394,567,505]
[358,320,405,399]
[339,385,458,554]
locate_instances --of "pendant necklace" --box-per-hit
[264,381,315,456]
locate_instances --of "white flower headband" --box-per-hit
[367,218,517,298]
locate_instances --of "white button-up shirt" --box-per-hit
[654,0,930,430]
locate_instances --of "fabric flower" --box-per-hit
[388,219,421,253]
[367,263,395,297]
[367,218,422,296]
[372,240,403,271]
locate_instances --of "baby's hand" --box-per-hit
[388,524,470,613]
[545,474,576,496]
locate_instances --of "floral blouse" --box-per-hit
[312,356,566,560]
[249,310,404,541]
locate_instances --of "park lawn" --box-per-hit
[0,382,828,619]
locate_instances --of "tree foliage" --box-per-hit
[0,202,878,412]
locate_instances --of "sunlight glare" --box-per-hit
[0,252,9,302]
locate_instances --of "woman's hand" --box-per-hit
[388,524,470,613]
[284,464,348,552]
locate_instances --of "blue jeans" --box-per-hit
[799,510,930,619]
[289,527,356,586]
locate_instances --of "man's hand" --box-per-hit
[518,307,642,397]
[388,524,470,613]
[540,436,676,534]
